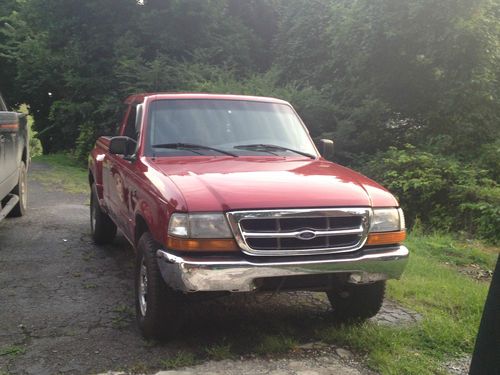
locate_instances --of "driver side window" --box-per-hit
[123,105,138,140]
[122,104,144,156]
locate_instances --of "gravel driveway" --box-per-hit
[0,163,419,375]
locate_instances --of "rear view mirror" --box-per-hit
[0,112,19,133]
[109,136,137,157]
[319,138,334,159]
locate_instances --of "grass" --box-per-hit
[404,231,497,270]
[31,153,88,195]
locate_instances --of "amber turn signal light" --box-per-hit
[0,123,19,130]
[366,230,406,246]
[166,237,239,252]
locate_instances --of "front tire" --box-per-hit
[90,183,116,245]
[135,232,185,339]
[326,281,385,322]
[9,161,27,217]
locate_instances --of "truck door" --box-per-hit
[102,105,129,206]
[116,104,145,241]
[104,103,141,242]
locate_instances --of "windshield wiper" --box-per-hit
[152,143,238,157]
[234,144,316,159]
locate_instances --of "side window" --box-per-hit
[124,105,138,140]
[116,104,129,135]
[121,103,143,156]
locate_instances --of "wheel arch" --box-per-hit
[135,214,151,248]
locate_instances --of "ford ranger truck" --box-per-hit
[88,93,408,339]
[0,91,28,222]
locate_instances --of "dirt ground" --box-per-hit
[0,163,420,375]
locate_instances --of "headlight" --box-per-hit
[370,208,405,232]
[168,213,233,238]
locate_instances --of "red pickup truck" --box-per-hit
[89,93,408,339]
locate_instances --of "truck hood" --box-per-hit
[148,156,398,212]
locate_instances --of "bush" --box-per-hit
[29,135,43,158]
[75,121,98,164]
[361,145,500,243]
[478,140,500,182]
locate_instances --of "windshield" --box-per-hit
[145,99,318,157]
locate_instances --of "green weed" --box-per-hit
[111,304,134,329]
[127,362,149,374]
[160,351,197,369]
[0,345,25,357]
[254,334,297,355]
[204,341,233,360]
[83,282,97,289]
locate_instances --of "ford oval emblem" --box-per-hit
[296,230,317,240]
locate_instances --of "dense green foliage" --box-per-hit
[362,145,500,242]
[1,0,499,241]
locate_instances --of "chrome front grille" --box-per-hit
[226,208,371,256]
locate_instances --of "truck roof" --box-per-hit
[124,92,290,105]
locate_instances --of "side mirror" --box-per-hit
[319,138,334,159]
[0,112,19,133]
[109,136,137,158]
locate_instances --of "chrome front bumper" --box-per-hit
[156,245,409,293]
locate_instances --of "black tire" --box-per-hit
[90,183,116,245]
[326,281,386,323]
[9,161,27,217]
[135,232,185,339]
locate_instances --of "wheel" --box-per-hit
[135,232,185,339]
[9,161,27,217]
[326,280,385,322]
[90,183,116,244]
